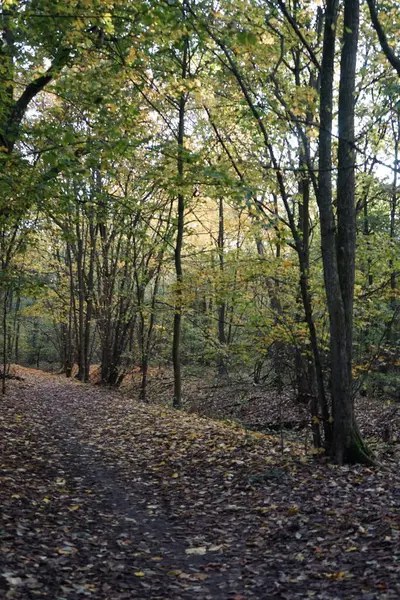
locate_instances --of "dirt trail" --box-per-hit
[0,369,399,599]
[0,371,270,599]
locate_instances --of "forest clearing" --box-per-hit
[0,367,399,599]
[1,0,400,597]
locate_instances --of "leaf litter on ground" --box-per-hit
[0,367,398,599]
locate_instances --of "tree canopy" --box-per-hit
[1,0,399,464]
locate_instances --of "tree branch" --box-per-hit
[366,0,400,77]
[275,0,321,71]
[5,47,71,152]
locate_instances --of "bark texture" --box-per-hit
[172,29,188,409]
[318,0,373,464]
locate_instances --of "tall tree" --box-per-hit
[172,20,189,409]
[317,0,372,463]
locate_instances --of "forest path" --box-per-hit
[0,368,399,599]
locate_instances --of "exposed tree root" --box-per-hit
[343,427,377,466]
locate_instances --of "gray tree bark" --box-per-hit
[317,0,373,463]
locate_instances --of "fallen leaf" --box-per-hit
[185,547,207,555]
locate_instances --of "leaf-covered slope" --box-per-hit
[0,368,399,599]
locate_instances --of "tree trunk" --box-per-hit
[83,214,96,382]
[172,29,188,409]
[388,108,399,344]
[363,199,373,287]
[1,289,8,394]
[217,197,228,375]
[296,115,327,447]
[75,224,86,381]
[318,0,372,464]
[13,293,21,364]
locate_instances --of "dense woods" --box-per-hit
[1,3,399,599]
[1,0,399,465]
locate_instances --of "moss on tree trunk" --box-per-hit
[340,426,376,466]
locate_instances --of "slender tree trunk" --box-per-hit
[65,249,74,377]
[138,285,147,400]
[363,199,373,286]
[2,289,8,394]
[83,216,96,382]
[172,30,188,409]
[66,241,79,377]
[140,260,164,401]
[140,354,149,400]
[318,0,372,464]
[217,197,228,375]
[75,226,86,381]
[296,135,323,447]
[13,292,21,364]
[97,219,114,385]
[337,0,358,371]
[388,109,399,344]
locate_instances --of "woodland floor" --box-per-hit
[0,368,399,599]
[119,366,400,446]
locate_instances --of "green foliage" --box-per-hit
[0,0,398,429]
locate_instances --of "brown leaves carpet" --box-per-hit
[0,368,399,599]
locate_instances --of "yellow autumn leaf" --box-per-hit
[57,545,77,555]
[324,571,347,580]
[288,505,299,515]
